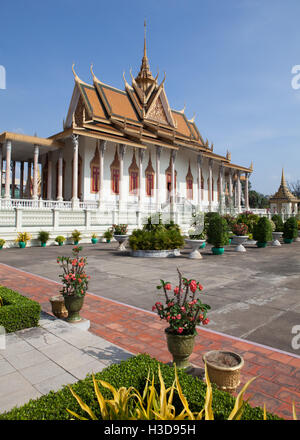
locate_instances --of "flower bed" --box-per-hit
[0,354,281,420]
[0,286,41,333]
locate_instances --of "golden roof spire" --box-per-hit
[135,20,156,92]
[281,168,287,187]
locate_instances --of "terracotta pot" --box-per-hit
[49,295,68,319]
[203,350,244,394]
[165,328,196,369]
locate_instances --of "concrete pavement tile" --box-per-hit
[83,345,133,366]
[2,340,35,357]
[34,372,78,394]
[19,359,69,385]
[68,359,107,380]
[0,371,34,396]
[4,349,49,370]
[50,351,97,370]
[16,327,61,348]
[0,358,16,376]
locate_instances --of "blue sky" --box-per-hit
[0,0,300,194]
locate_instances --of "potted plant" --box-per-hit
[112,224,129,251]
[38,230,50,247]
[185,228,206,259]
[15,232,31,248]
[206,214,229,255]
[91,233,98,244]
[71,229,82,245]
[56,246,89,322]
[231,223,249,252]
[271,215,284,246]
[103,229,113,243]
[283,217,298,244]
[0,239,5,250]
[253,217,273,247]
[55,235,66,246]
[203,350,244,394]
[153,268,210,369]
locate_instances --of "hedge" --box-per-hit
[0,286,41,333]
[0,354,281,420]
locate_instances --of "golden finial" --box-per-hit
[90,63,101,84]
[144,19,147,59]
[72,63,81,82]
[226,150,231,161]
[250,161,253,170]
[211,142,214,151]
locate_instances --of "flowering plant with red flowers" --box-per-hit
[57,246,89,298]
[232,223,248,236]
[152,269,211,335]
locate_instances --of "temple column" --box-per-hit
[71,134,79,205]
[32,145,39,200]
[57,149,63,201]
[47,153,52,200]
[0,144,2,198]
[170,150,177,211]
[138,149,145,209]
[219,163,224,212]
[4,140,11,199]
[11,161,16,198]
[244,172,249,211]
[119,144,126,207]
[236,170,241,212]
[26,160,32,198]
[156,146,162,208]
[20,161,24,198]
[208,159,213,210]
[197,153,202,209]
[228,169,233,201]
[98,140,106,206]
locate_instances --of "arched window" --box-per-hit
[128,150,139,195]
[145,152,155,197]
[90,146,100,194]
[165,157,177,195]
[110,148,120,194]
[186,161,193,200]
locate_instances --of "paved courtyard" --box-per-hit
[0,239,299,355]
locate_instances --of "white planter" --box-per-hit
[131,249,178,258]
[113,234,129,251]
[272,231,283,246]
[184,239,206,259]
[232,235,248,252]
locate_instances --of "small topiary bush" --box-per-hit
[283,217,298,240]
[253,217,273,243]
[0,286,41,333]
[206,214,229,248]
[271,215,284,232]
[0,354,281,420]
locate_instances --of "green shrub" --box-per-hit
[283,217,298,240]
[237,213,260,234]
[0,354,281,420]
[0,239,5,247]
[103,229,113,240]
[253,217,273,243]
[271,215,284,232]
[206,214,229,248]
[55,235,66,244]
[129,216,184,251]
[38,231,50,244]
[0,286,40,333]
[222,214,236,232]
[71,230,82,242]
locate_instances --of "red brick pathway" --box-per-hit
[0,262,299,420]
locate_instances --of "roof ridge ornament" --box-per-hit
[72,64,81,83]
[179,104,186,114]
[188,113,196,122]
[90,64,103,84]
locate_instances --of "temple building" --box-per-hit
[0,26,253,242]
[269,169,299,215]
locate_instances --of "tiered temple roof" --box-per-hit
[51,24,252,174]
[269,169,300,203]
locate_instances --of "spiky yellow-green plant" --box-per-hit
[67,363,288,421]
